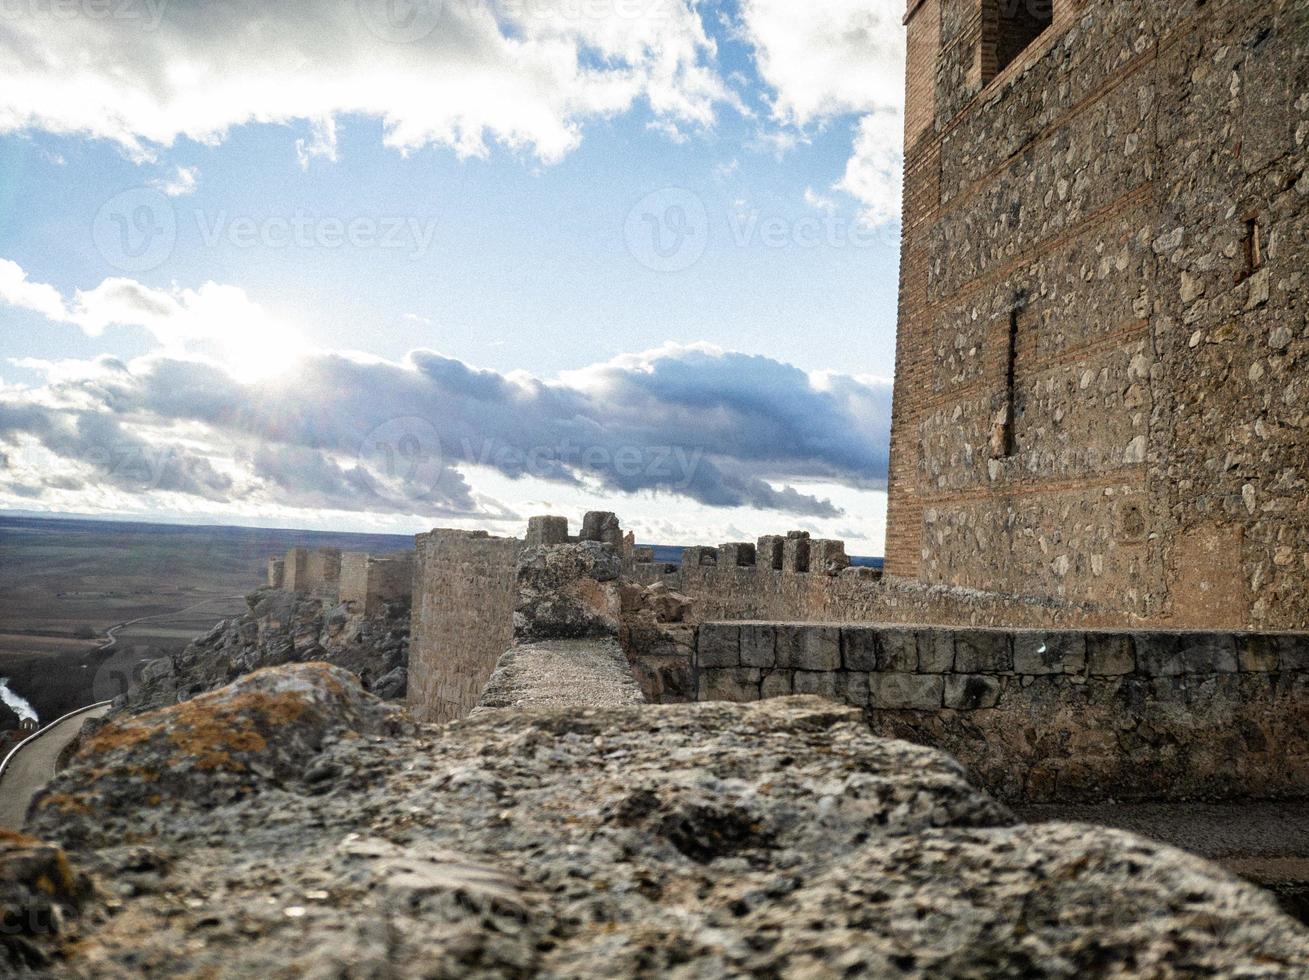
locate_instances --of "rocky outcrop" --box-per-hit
[30,664,413,850]
[0,831,90,973]
[8,665,1308,977]
[117,587,409,716]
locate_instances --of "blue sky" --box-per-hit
[0,0,905,554]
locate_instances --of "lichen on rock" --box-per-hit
[6,668,1309,977]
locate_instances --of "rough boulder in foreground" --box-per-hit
[5,664,1307,977]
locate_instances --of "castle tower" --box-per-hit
[886,0,1307,629]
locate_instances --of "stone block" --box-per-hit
[632,545,655,564]
[841,627,880,671]
[1085,634,1135,675]
[697,624,741,668]
[870,673,943,711]
[879,630,921,669]
[580,511,622,546]
[698,668,760,703]
[914,630,953,673]
[1133,634,1238,676]
[525,515,570,548]
[1236,635,1283,672]
[944,675,1003,710]
[740,624,777,668]
[756,535,786,570]
[782,537,810,573]
[682,546,718,567]
[811,539,850,574]
[718,542,757,567]
[1013,632,1087,675]
[953,632,1013,673]
[1279,636,1309,671]
[776,625,840,671]
[793,671,840,700]
[759,670,793,699]
[836,671,871,707]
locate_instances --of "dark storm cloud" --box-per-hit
[4,345,893,518]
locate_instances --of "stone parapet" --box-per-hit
[693,622,1309,805]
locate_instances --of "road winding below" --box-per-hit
[0,701,110,829]
[0,593,241,830]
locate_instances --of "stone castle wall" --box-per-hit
[339,552,415,616]
[284,546,342,595]
[630,533,1135,629]
[407,529,522,724]
[888,0,1309,630]
[693,621,1309,804]
[400,511,1308,808]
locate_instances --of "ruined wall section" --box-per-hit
[339,552,415,616]
[407,530,522,724]
[888,0,1309,628]
[695,621,1309,804]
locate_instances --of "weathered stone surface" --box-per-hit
[775,624,839,671]
[754,534,784,570]
[739,623,776,668]
[1134,634,1239,676]
[30,663,413,849]
[782,535,810,573]
[524,515,570,548]
[0,831,90,972]
[474,639,645,713]
[915,628,955,672]
[842,627,880,671]
[1085,633,1136,675]
[13,673,1309,977]
[579,511,622,548]
[698,667,761,703]
[718,542,756,567]
[1013,632,1087,675]
[872,672,944,711]
[514,542,622,643]
[945,674,1003,710]
[954,631,1013,673]
[696,623,740,668]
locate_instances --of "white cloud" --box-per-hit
[736,0,905,225]
[0,258,68,323]
[0,0,733,166]
[835,111,904,227]
[803,187,837,214]
[0,266,894,539]
[0,260,302,381]
[151,165,199,196]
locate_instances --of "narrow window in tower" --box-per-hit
[991,291,1027,460]
[1243,217,1264,278]
[981,0,1054,83]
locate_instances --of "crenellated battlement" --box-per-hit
[266,545,415,614]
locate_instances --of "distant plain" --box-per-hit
[0,515,415,730]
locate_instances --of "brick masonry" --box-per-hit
[693,621,1309,804]
[889,0,1309,629]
